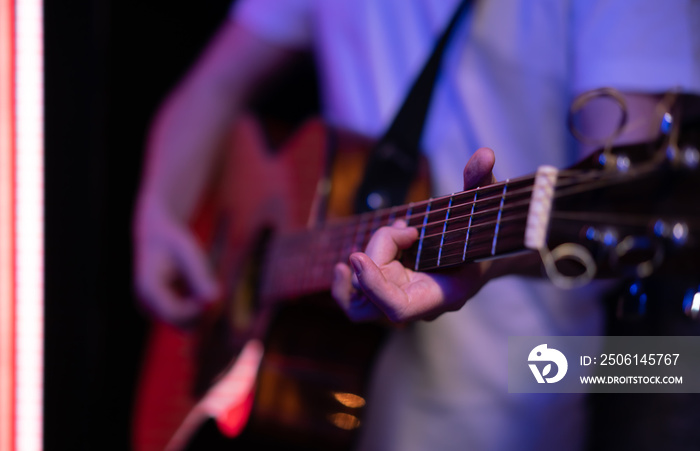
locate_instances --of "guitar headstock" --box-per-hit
[539,91,700,291]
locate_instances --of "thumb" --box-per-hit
[463,147,496,189]
[169,225,220,303]
[350,253,408,322]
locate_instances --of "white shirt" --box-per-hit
[233,1,700,449]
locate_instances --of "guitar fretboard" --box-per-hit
[259,176,537,303]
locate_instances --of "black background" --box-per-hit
[44,2,236,449]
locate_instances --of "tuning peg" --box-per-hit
[653,219,689,247]
[682,286,700,320]
[615,279,648,320]
[682,145,699,169]
[660,112,673,135]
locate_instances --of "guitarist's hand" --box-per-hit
[134,202,220,326]
[132,22,294,326]
[332,148,498,323]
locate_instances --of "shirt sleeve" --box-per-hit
[231,0,314,49]
[572,0,700,94]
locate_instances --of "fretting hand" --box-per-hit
[332,147,499,323]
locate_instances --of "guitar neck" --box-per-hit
[260,167,558,303]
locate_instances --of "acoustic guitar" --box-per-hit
[132,94,700,450]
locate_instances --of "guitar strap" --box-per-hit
[354,0,473,213]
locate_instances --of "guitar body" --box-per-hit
[133,94,700,451]
[132,117,430,450]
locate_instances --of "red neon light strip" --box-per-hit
[0,0,16,450]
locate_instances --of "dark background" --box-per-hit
[44,2,238,449]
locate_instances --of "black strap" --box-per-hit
[355,0,472,213]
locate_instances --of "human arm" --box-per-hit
[134,20,297,325]
[332,147,502,323]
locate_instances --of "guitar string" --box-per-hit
[308,169,612,238]
[269,216,577,296]
[327,167,635,239]
[267,170,617,270]
[265,167,652,285]
[295,216,528,261]
[271,192,689,292]
[551,211,700,227]
[415,160,644,237]
[266,209,678,296]
[266,199,688,290]
[322,176,542,229]
[268,210,633,292]
[544,161,662,202]
[269,164,633,260]
[270,216,529,275]
[264,227,529,295]
[411,228,527,261]
[298,180,560,248]
[273,212,527,255]
[414,237,527,271]
[320,165,614,232]
[283,230,525,290]
[270,173,586,260]
[405,169,628,228]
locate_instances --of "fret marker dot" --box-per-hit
[367,192,385,210]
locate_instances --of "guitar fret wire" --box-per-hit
[413,196,530,238]
[395,176,524,213]
[307,213,530,267]
[492,180,509,255]
[354,214,368,252]
[436,213,529,240]
[270,213,532,287]
[338,181,533,231]
[334,208,397,259]
[370,209,381,235]
[321,178,534,228]
[262,167,635,301]
[419,229,528,268]
[439,227,528,252]
[388,206,398,224]
[270,169,614,259]
[417,232,528,271]
[421,208,529,241]
[321,182,523,232]
[437,194,453,266]
[414,199,431,271]
[403,182,533,223]
[319,170,599,232]
[324,199,531,245]
[463,190,477,261]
